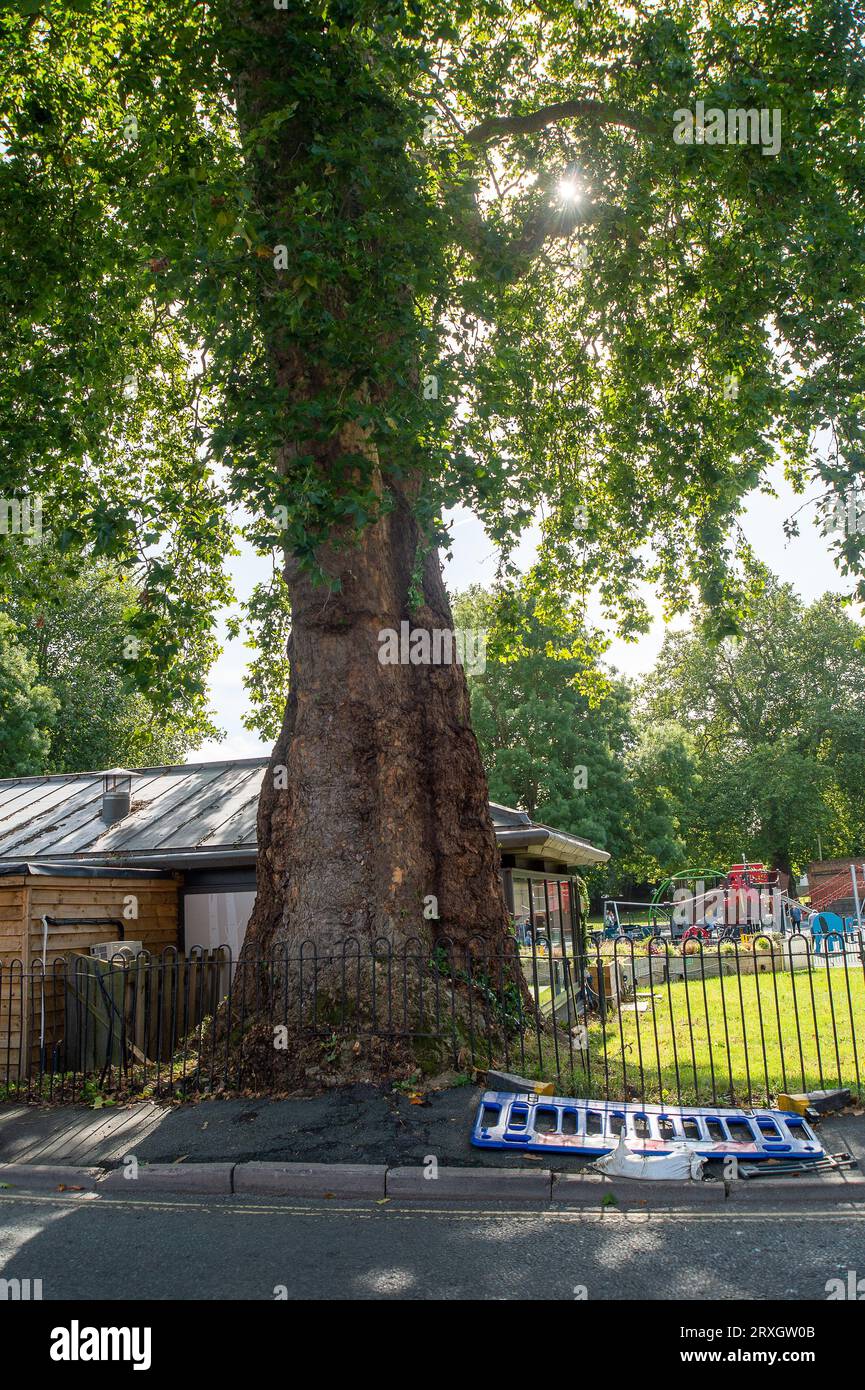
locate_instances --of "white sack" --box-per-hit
[591,1134,706,1180]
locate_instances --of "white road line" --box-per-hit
[1,1192,865,1222]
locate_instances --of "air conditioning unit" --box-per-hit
[90,940,143,962]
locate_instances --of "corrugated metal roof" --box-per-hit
[0,760,609,869]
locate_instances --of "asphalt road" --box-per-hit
[2,1189,864,1300]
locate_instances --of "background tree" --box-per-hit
[1,540,220,771]
[0,611,56,776]
[1,2,864,1001]
[453,579,631,836]
[458,568,865,898]
[454,580,696,900]
[641,567,865,884]
[623,716,698,887]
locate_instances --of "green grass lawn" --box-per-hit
[501,965,865,1107]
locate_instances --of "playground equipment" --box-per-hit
[648,862,790,936]
[651,867,726,907]
[603,861,810,948]
[649,867,727,932]
[726,862,780,891]
[599,899,670,942]
[810,911,859,954]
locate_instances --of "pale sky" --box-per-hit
[190,462,855,761]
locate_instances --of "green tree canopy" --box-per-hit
[453,580,630,842]
[641,566,865,878]
[0,610,56,775]
[458,567,865,894]
[1,540,220,771]
[1,0,864,694]
[453,579,693,892]
[623,715,698,884]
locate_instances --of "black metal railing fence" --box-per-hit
[1,929,863,1107]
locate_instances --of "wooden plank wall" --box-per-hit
[0,876,28,963]
[0,874,180,1081]
[0,877,30,1079]
[28,876,180,962]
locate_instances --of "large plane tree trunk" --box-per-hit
[250,484,511,957]
[221,5,516,1085]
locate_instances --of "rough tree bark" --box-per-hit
[249,477,512,958]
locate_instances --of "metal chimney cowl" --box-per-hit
[101,768,132,824]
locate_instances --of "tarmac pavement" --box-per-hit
[1,1083,862,1172]
[0,1086,863,1207]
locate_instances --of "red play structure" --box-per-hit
[725,862,780,892]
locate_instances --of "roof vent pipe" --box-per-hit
[101,769,132,824]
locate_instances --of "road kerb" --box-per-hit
[3,1159,863,1205]
[386,1165,553,1201]
[726,1169,865,1203]
[0,1164,102,1192]
[98,1162,235,1195]
[233,1162,387,1198]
